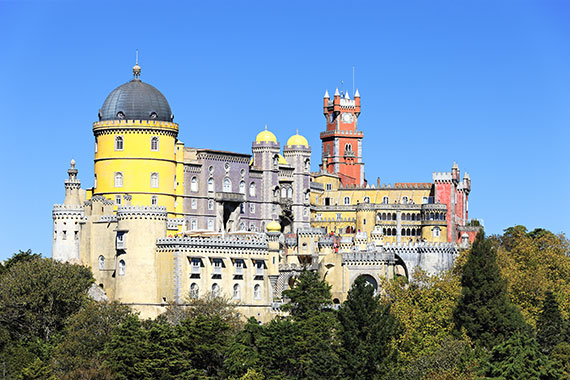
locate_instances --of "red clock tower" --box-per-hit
[320,88,364,186]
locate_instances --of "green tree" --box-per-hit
[337,276,400,379]
[224,317,263,379]
[52,301,132,379]
[281,270,332,321]
[0,249,41,275]
[0,257,93,342]
[453,232,525,349]
[536,291,565,355]
[552,342,570,379]
[484,333,560,380]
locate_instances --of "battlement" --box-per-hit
[297,227,327,236]
[156,235,268,254]
[432,172,453,182]
[117,206,168,220]
[167,218,184,230]
[93,119,179,132]
[52,204,84,219]
[86,195,114,206]
[320,130,363,139]
[98,215,117,223]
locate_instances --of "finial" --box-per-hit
[334,88,340,96]
[354,88,360,97]
[324,90,329,98]
[296,128,299,135]
[70,158,75,169]
[265,124,268,130]
[132,50,141,80]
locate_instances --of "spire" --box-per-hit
[344,92,350,100]
[354,88,360,98]
[132,50,141,80]
[265,124,268,130]
[334,88,340,96]
[324,90,329,98]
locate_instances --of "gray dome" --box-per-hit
[99,79,173,122]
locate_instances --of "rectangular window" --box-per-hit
[151,195,158,205]
[191,259,201,274]
[74,231,79,240]
[62,230,67,240]
[249,204,255,213]
[151,136,159,151]
[213,259,222,275]
[336,213,342,220]
[115,195,122,205]
[191,199,197,209]
[150,173,159,188]
[326,183,332,191]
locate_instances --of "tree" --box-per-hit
[337,276,400,379]
[281,270,332,321]
[383,268,462,363]
[483,333,560,379]
[453,232,525,349]
[224,317,263,379]
[536,291,565,355]
[51,301,132,379]
[0,249,41,275]
[0,257,94,342]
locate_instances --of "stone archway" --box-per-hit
[355,274,378,291]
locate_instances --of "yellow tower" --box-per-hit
[92,62,179,215]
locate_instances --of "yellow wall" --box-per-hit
[93,120,179,215]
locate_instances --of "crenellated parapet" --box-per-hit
[117,206,168,220]
[86,195,115,206]
[432,171,454,183]
[52,204,84,219]
[156,235,268,255]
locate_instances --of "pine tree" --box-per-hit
[537,291,565,354]
[337,276,399,380]
[484,333,560,379]
[453,232,525,349]
[224,317,263,379]
[281,270,332,321]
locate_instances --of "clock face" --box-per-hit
[341,113,354,123]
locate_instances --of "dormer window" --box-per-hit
[149,112,158,119]
[117,112,125,119]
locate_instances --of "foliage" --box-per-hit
[536,291,566,355]
[0,256,93,342]
[552,342,570,380]
[382,268,462,363]
[483,332,561,379]
[497,225,570,325]
[51,301,132,379]
[453,232,525,349]
[337,276,400,379]
[281,270,332,321]
[0,249,41,275]
[224,317,263,378]
[160,291,242,331]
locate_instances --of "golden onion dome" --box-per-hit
[278,154,288,165]
[286,132,309,147]
[255,125,277,143]
[266,220,281,232]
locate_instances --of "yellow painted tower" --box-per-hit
[92,62,179,215]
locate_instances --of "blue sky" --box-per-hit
[1,0,569,260]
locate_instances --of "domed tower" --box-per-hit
[283,131,311,232]
[251,125,281,226]
[92,63,178,215]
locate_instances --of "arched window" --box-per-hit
[150,172,159,188]
[432,227,441,238]
[212,283,220,297]
[281,187,287,198]
[191,177,198,192]
[387,213,391,221]
[98,255,105,270]
[95,137,98,153]
[190,283,199,299]
[115,136,123,151]
[254,284,261,299]
[383,196,389,204]
[191,219,197,230]
[207,219,214,230]
[94,174,97,189]
[208,199,214,210]
[406,228,411,236]
[387,228,391,236]
[208,178,214,192]
[402,196,408,204]
[392,213,397,220]
[383,228,387,235]
[401,228,405,236]
[422,196,428,204]
[274,188,279,200]
[345,143,352,152]
[411,228,416,236]
[239,222,245,231]
[114,172,123,188]
[150,136,159,151]
[239,181,245,194]
[233,284,240,299]
[118,259,125,276]
[392,228,397,236]
[344,197,350,205]
[411,214,416,221]
[223,177,231,192]
[305,191,310,202]
[305,159,310,172]
[273,155,279,168]
[249,182,256,197]
[287,187,293,198]
[363,196,370,203]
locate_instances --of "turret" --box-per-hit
[283,131,311,232]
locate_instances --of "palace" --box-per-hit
[52,63,480,320]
